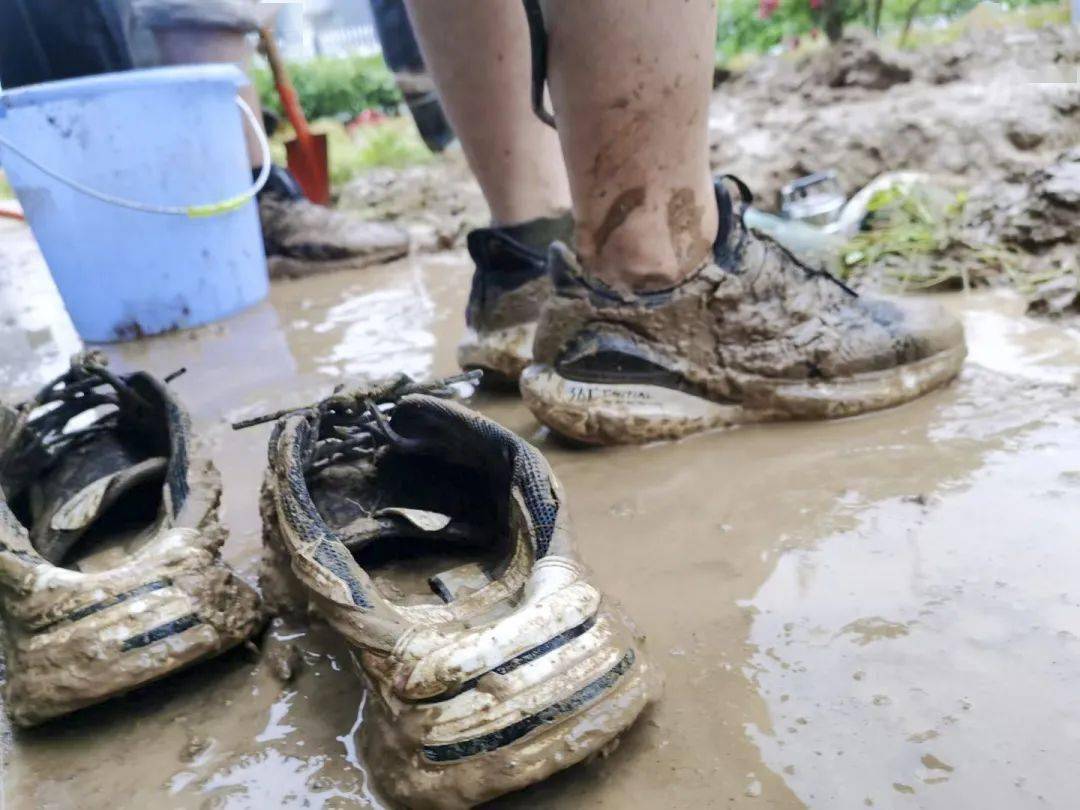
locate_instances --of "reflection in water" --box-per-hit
[962,303,1080,385]
[200,749,362,809]
[746,402,1080,808]
[0,221,80,393]
[256,691,298,743]
[337,685,389,810]
[310,269,436,381]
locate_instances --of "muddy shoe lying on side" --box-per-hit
[521,176,967,444]
[458,213,572,385]
[258,166,409,280]
[255,373,656,808]
[0,354,263,727]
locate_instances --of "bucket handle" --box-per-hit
[0,97,271,218]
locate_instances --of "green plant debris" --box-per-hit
[715,0,1065,67]
[838,183,1048,293]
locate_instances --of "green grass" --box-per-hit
[716,0,1068,67]
[270,117,433,187]
[890,1,1070,48]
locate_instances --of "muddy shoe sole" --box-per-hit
[520,343,967,445]
[457,322,537,386]
[267,246,409,281]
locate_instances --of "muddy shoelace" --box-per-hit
[7,353,186,475]
[231,370,482,473]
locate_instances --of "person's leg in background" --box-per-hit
[508,0,965,444]
[369,0,454,154]
[129,0,409,279]
[405,0,574,384]
[149,21,268,171]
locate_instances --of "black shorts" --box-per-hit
[0,0,132,90]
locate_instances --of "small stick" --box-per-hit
[230,370,483,431]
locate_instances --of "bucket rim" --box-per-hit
[0,65,249,111]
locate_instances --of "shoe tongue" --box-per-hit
[29,433,167,565]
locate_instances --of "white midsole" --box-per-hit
[520,344,966,444]
[457,323,537,379]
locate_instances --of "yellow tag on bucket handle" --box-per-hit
[186,192,252,219]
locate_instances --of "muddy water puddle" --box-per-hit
[1,220,1079,808]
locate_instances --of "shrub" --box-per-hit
[716,0,1065,62]
[254,55,402,121]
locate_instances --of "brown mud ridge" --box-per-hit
[710,25,1078,209]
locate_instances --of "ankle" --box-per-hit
[575,185,719,292]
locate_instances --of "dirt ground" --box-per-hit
[2,208,1080,808]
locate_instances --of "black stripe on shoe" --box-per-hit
[120,613,202,651]
[37,579,172,631]
[414,617,598,705]
[420,649,635,763]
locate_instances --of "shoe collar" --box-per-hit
[547,177,751,306]
[466,212,573,274]
[550,174,857,303]
[262,376,574,649]
[0,355,197,565]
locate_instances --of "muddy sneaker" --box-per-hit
[0,354,263,727]
[458,213,573,385]
[252,372,656,807]
[258,166,409,280]
[521,177,967,444]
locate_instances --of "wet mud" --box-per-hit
[2,214,1080,808]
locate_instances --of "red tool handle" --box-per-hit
[259,28,315,150]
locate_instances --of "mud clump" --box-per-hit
[265,641,304,683]
[1026,274,1080,318]
[997,149,1080,251]
[818,33,914,90]
[337,150,488,253]
[710,25,1080,212]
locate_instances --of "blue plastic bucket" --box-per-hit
[0,65,269,342]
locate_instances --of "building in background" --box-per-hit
[275,0,380,60]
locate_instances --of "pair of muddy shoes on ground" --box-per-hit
[0,354,654,807]
[460,175,967,444]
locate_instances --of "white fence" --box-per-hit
[279,23,382,61]
[315,24,382,57]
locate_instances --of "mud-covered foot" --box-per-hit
[521,176,967,445]
[0,354,263,727]
[258,166,409,280]
[259,375,657,807]
[457,213,572,386]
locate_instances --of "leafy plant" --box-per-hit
[837,183,1050,292]
[716,0,1064,63]
[254,55,402,122]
